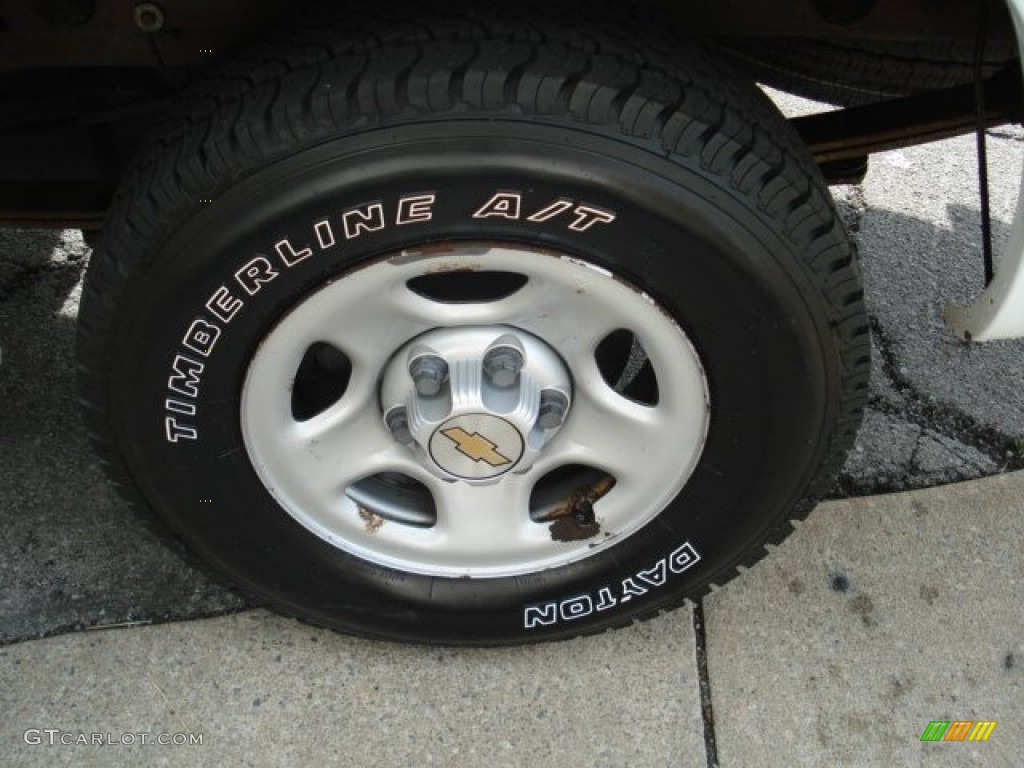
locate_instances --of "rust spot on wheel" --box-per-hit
[547,477,614,542]
[358,507,384,534]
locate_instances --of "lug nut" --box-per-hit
[537,390,569,429]
[483,345,524,388]
[384,407,414,445]
[572,499,596,526]
[409,354,448,397]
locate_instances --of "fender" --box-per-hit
[944,0,1024,341]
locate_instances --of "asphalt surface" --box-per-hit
[1,102,1023,645]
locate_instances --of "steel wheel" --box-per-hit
[242,244,709,577]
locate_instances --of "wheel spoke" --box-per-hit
[295,408,398,488]
[426,474,540,558]
[492,274,636,366]
[248,393,424,516]
[550,385,662,478]
[310,282,433,370]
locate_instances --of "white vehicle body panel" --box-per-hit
[944,0,1024,340]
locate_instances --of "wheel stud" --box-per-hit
[408,354,448,397]
[537,389,569,429]
[483,342,524,388]
[384,406,414,445]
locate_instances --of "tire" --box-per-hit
[76,3,869,645]
[725,37,1019,106]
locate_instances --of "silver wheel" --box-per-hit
[241,244,709,578]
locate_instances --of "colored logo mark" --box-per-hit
[441,426,512,467]
[920,720,996,742]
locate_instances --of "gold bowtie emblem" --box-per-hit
[441,426,512,467]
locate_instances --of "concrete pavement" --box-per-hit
[706,471,1022,767]
[2,608,707,767]
[3,472,1020,767]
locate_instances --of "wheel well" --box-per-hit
[0,0,1018,227]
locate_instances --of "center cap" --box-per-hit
[429,414,525,480]
[379,325,572,485]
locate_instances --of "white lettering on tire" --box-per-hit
[473,192,522,220]
[167,355,204,398]
[396,194,435,225]
[569,204,616,231]
[275,238,313,267]
[526,199,574,222]
[181,319,221,357]
[523,542,701,629]
[234,257,279,296]
[205,286,243,323]
[162,190,618,443]
[343,202,386,239]
[314,220,336,249]
[559,595,594,621]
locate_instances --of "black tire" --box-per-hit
[725,37,1019,106]
[76,3,869,645]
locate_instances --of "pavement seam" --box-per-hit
[692,599,720,768]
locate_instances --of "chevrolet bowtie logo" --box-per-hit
[441,427,512,467]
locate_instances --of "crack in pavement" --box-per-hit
[868,316,1022,469]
